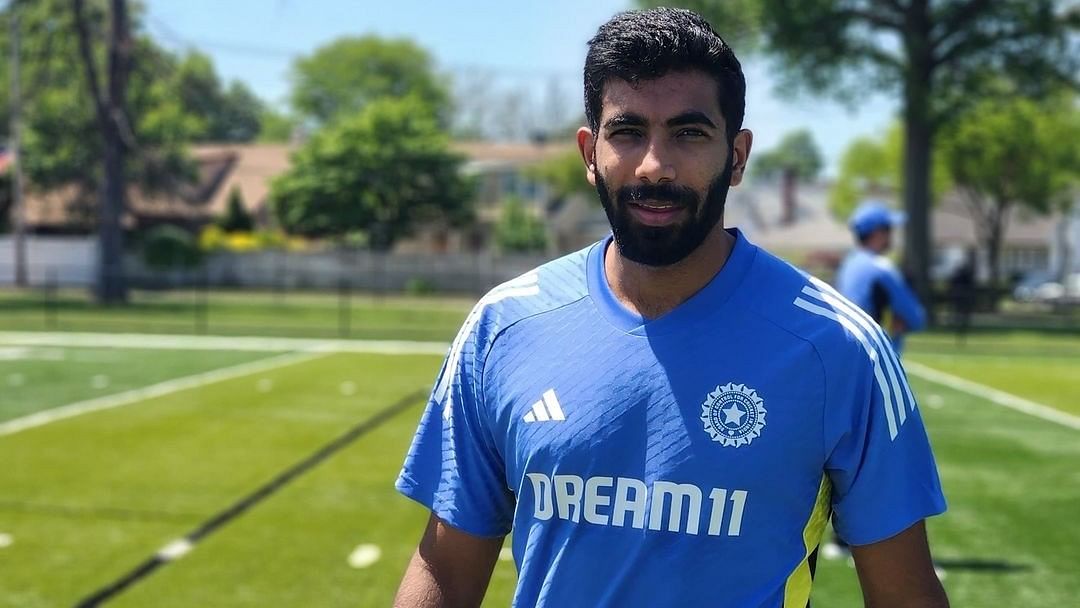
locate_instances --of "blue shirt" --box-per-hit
[397,229,946,608]
[835,248,927,351]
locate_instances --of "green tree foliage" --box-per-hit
[257,108,297,143]
[527,149,593,202]
[218,186,254,233]
[754,130,822,181]
[270,96,473,249]
[174,51,264,142]
[830,124,950,222]
[939,96,1080,283]
[753,130,822,223]
[0,1,238,200]
[642,0,1080,297]
[495,196,548,253]
[290,35,451,126]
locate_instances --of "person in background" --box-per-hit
[948,249,977,345]
[835,200,927,354]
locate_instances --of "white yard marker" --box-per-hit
[498,548,513,562]
[926,394,945,409]
[0,533,13,548]
[347,544,381,569]
[906,361,1080,430]
[91,374,110,390]
[157,538,193,561]
[256,378,274,393]
[339,381,357,396]
[6,373,25,387]
[0,347,29,360]
[0,350,327,437]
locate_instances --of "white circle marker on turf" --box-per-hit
[256,378,273,393]
[498,548,513,562]
[927,394,945,409]
[91,375,110,389]
[339,381,357,396]
[7,373,25,387]
[0,533,13,548]
[347,544,381,569]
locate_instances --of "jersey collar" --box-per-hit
[586,227,757,336]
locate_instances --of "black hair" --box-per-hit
[584,8,746,142]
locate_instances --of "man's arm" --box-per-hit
[880,270,927,332]
[851,520,949,608]
[394,513,504,608]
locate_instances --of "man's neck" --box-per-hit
[604,225,735,320]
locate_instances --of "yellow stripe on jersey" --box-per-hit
[783,475,832,608]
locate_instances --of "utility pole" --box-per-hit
[9,1,27,286]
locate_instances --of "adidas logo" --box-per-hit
[523,389,565,423]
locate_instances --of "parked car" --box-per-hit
[1013,271,1080,303]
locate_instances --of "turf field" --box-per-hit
[0,328,1077,607]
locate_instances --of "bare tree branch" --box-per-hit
[932,0,994,49]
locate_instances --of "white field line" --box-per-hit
[0,331,449,356]
[0,350,326,437]
[905,360,1080,431]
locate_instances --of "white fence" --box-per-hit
[0,237,553,295]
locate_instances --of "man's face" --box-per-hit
[577,70,752,267]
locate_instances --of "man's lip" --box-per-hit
[629,201,682,210]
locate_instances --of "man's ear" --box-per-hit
[729,129,754,187]
[577,126,597,187]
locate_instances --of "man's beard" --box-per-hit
[595,161,734,267]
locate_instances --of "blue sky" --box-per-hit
[143,0,898,174]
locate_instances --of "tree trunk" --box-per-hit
[901,0,934,312]
[780,168,796,225]
[75,0,132,303]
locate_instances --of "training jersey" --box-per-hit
[397,229,946,608]
[835,248,927,353]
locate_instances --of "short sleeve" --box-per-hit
[395,319,514,537]
[874,258,927,331]
[823,329,946,545]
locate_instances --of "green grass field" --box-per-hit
[0,324,1077,606]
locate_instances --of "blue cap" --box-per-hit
[849,200,906,238]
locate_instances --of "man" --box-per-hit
[836,201,928,354]
[395,8,948,607]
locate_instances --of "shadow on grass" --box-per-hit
[934,557,1033,574]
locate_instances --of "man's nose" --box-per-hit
[634,139,676,183]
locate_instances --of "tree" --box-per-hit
[290,35,451,127]
[218,185,254,233]
[257,107,296,143]
[939,95,1080,284]
[174,51,263,142]
[643,0,1080,301]
[270,96,473,250]
[1,0,204,302]
[495,196,548,253]
[829,123,951,222]
[527,148,594,202]
[73,0,134,304]
[752,130,822,224]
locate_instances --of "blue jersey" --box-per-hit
[397,229,946,608]
[835,249,927,349]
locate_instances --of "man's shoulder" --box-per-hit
[738,248,884,370]
[459,243,595,351]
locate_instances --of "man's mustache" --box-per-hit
[617,183,698,207]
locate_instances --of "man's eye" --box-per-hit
[677,128,707,138]
[610,128,642,138]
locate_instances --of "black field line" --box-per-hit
[73,389,427,608]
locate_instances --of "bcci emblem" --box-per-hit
[701,383,767,448]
